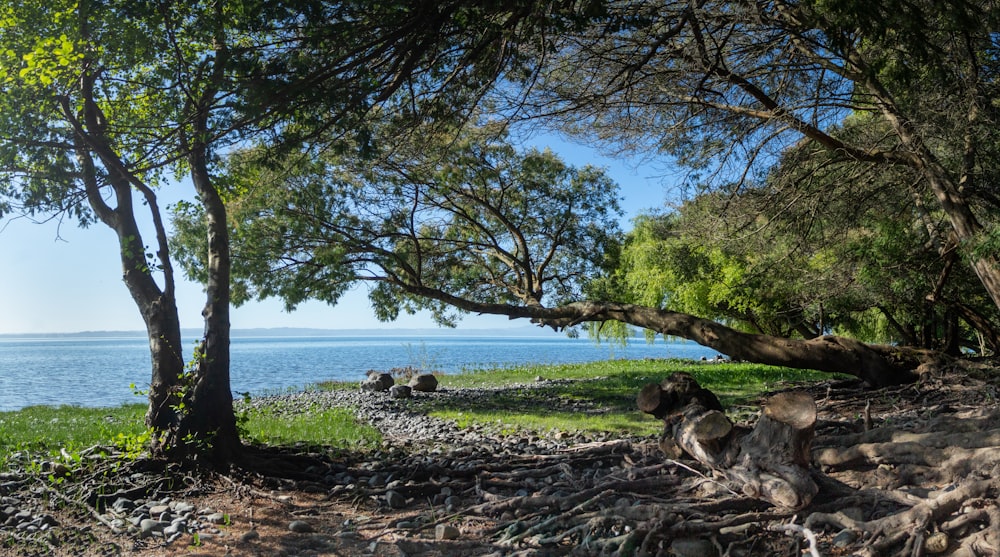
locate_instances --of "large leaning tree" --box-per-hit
[173,119,943,388]
[609,124,999,356]
[0,0,575,464]
[169,0,1000,388]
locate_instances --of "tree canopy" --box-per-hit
[508,0,1000,313]
[167,0,1000,388]
[172,122,623,327]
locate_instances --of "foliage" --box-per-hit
[513,0,1000,315]
[587,105,998,350]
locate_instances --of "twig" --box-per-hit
[770,518,821,557]
[667,459,741,497]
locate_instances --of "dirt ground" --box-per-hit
[6,361,1000,557]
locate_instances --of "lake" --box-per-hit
[0,333,720,411]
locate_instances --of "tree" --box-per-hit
[0,0,237,460]
[173,122,624,326]
[173,118,942,387]
[0,0,593,463]
[610,139,999,354]
[511,0,1000,316]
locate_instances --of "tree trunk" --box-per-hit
[528,302,934,387]
[402,285,940,387]
[174,140,240,465]
[75,142,187,454]
[643,373,818,510]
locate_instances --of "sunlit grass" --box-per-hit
[242,407,381,449]
[0,404,147,457]
[439,408,663,436]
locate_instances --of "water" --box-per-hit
[0,333,720,411]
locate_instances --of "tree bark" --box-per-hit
[173,95,241,464]
[181,153,241,464]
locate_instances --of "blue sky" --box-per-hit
[0,137,676,334]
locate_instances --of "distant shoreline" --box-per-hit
[0,326,575,340]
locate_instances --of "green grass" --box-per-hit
[0,404,148,456]
[240,406,382,449]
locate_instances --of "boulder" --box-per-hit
[361,373,394,392]
[389,385,412,399]
[408,373,439,392]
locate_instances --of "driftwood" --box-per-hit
[640,372,817,509]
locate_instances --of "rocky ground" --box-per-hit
[2,364,1000,556]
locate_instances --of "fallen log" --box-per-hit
[640,372,818,509]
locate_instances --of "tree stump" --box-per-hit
[639,373,818,509]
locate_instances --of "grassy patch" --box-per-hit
[0,404,147,458]
[425,359,840,436]
[241,407,382,449]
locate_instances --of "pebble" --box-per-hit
[435,524,461,540]
[289,520,314,533]
[390,385,412,399]
[233,381,609,449]
[385,490,407,509]
[670,538,718,557]
[204,512,228,524]
[139,518,167,538]
[833,529,858,548]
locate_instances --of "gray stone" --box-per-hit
[289,520,314,533]
[166,532,183,545]
[408,373,439,392]
[435,524,460,540]
[389,385,412,399]
[670,538,717,557]
[172,501,196,514]
[204,511,228,525]
[241,529,261,543]
[361,373,394,392]
[833,529,858,548]
[385,490,407,509]
[139,519,167,539]
[111,497,135,514]
[148,504,170,517]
